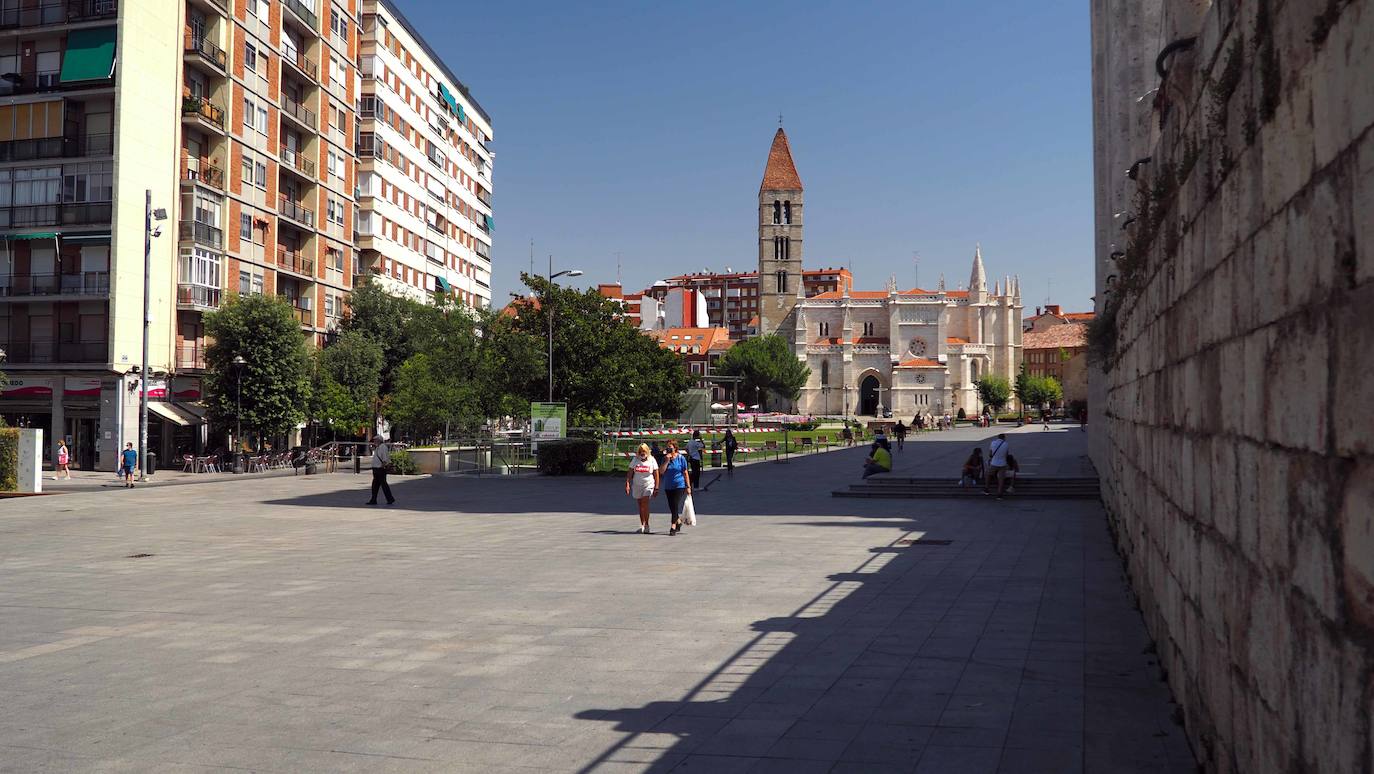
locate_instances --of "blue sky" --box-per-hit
[402,0,1094,313]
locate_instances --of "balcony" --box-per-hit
[277,196,314,228]
[176,283,221,310]
[279,145,315,179]
[181,96,226,131]
[0,272,109,298]
[279,94,317,132]
[0,0,117,30]
[283,49,318,81]
[0,202,111,228]
[176,342,208,370]
[0,133,112,162]
[0,339,107,364]
[277,299,313,326]
[275,245,315,277]
[182,157,224,190]
[281,0,318,31]
[179,219,223,249]
[184,34,228,72]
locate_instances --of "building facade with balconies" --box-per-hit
[0,0,183,471]
[355,0,492,309]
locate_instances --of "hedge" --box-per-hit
[535,438,600,476]
[389,449,419,475]
[0,427,17,492]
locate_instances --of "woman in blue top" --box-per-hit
[657,439,692,536]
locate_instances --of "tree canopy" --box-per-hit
[975,374,1013,414]
[309,330,383,437]
[203,294,312,441]
[716,334,810,411]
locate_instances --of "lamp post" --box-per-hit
[137,191,167,480]
[232,355,245,471]
[545,256,583,402]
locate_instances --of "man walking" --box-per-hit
[365,435,395,506]
[984,433,1011,499]
[686,430,705,488]
[893,421,907,451]
[120,442,138,488]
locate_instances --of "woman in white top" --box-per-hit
[625,443,661,534]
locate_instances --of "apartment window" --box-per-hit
[356,210,372,235]
[243,41,260,74]
[329,54,346,89]
[181,247,221,288]
[194,193,221,226]
[243,97,268,135]
[239,153,266,189]
[326,196,344,226]
[61,163,112,203]
[239,212,252,240]
[327,149,342,179]
[330,101,346,135]
[330,5,348,40]
[248,0,269,22]
[326,246,343,271]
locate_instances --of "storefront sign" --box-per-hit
[63,377,103,397]
[0,376,54,399]
[141,378,168,399]
[171,377,201,400]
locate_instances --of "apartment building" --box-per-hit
[354,0,492,309]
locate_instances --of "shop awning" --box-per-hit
[1,232,58,240]
[175,402,207,420]
[147,401,201,427]
[435,276,451,292]
[59,26,117,84]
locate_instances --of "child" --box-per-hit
[960,448,984,487]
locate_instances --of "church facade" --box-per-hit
[755,129,1024,417]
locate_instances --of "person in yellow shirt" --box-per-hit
[863,441,892,479]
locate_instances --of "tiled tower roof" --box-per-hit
[760,128,803,191]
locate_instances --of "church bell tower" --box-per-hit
[758,128,804,336]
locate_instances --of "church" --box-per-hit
[754,128,1024,418]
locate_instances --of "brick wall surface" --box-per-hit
[1096,1,1373,773]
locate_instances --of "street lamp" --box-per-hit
[232,355,246,471]
[546,256,583,402]
[137,192,167,480]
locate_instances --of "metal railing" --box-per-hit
[0,202,111,228]
[181,95,225,128]
[0,339,107,363]
[278,196,315,228]
[0,132,112,162]
[279,145,316,177]
[184,34,227,70]
[287,305,313,325]
[284,49,318,80]
[279,93,317,131]
[0,271,109,297]
[0,69,63,95]
[176,283,221,309]
[183,157,224,189]
[178,219,223,249]
[0,0,116,29]
[281,0,318,29]
[176,342,207,370]
[276,245,315,276]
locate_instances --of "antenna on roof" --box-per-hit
[615,252,621,286]
[778,112,783,127]
[912,250,919,290]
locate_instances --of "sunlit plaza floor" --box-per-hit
[0,425,1193,773]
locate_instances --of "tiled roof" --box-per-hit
[649,327,733,354]
[946,337,969,344]
[760,128,803,190]
[1023,323,1089,349]
[896,357,943,368]
[1063,312,1096,321]
[944,290,970,298]
[809,290,888,300]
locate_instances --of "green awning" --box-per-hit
[437,83,458,114]
[456,104,466,124]
[60,26,117,83]
[435,276,451,292]
[483,215,493,232]
[2,232,59,240]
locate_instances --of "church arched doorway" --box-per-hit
[859,375,881,416]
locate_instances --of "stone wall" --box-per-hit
[1091,1,1373,772]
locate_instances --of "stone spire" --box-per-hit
[938,273,946,292]
[760,128,803,191]
[970,243,987,301]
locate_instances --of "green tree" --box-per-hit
[974,374,1012,414]
[338,282,423,393]
[309,331,383,438]
[716,334,810,411]
[509,274,690,425]
[204,294,312,443]
[1022,375,1063,410]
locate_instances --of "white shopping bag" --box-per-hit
[682,493,698,526]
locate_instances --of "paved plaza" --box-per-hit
[0,425,1194,773]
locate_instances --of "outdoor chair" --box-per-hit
[764,439,780,459]
[815,435,829,448]
[181,454,194,473]
[800,437,815,452]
